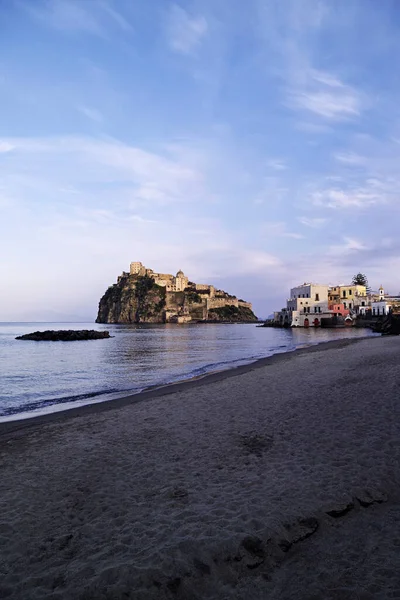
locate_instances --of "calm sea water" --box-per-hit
[0,322,376,421]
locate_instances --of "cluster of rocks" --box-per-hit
[372,314,400,335]
[16,330,111,342]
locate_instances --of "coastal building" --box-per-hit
[328,286,340,304]
[338,284,367,312]
[329,303,350,317]
[277,283,330,327]
[371,300,392,316]
[357,286,393,316]
[275,279,399,326]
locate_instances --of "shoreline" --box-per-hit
[0,334,374,436]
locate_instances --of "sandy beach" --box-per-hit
[1,335,400,599]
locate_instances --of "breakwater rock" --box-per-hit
[372,314,400,335]
[16,330,111,342]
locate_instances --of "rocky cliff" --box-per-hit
[96,273,257,324]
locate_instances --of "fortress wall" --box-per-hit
[189,302,205,309]
[208,297,239,309]
[165,292,185,308]
[238,301,253,310]
[154,274,174,287]
[189,303,208,320]
[195,284,210,291]
[194,284,215,297]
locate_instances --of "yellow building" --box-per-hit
[338,285,367,311]
[328,286,340,304]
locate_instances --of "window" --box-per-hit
[349,290,352,295]
[349,303,352,309]
[314,307,317,313]
[343,302,347,308]
[315,293,319,301]
[342,290,346,298]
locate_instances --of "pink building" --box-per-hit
[329,303,350,317]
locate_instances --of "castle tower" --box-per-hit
[379,285,385,300]
[130,261,143,275]
[175,269,189,292]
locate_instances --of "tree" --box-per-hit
[352,273,369,290]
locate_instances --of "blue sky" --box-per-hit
[1,0,400,320]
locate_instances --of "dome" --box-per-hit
[176,269,185,277]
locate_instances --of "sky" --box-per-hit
[1,0,400,321]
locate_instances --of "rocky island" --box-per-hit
[96,261,258,324]
[16,330,111,341]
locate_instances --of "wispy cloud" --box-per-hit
[262,221,304,239]
[77,105,104,123]
[328,237,367,256]
[23,0,104,34]
[166,4,208,54]
[0,142,14,153]
[298,216,328,228]
[0,135,202,208]
[289,69,362,120]
[256,1,364,122]
[266,159,287,171]
[98,1,134,32]
[334,152,366,165]
[291,89,360,120]
[22,0,132,36]
[311,186,382,209]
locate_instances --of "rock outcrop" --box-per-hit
[16,330,111,341]
[96,272,257,324]
[372,314,400,335]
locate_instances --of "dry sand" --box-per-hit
[1,335,400,599]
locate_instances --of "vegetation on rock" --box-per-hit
[207,305,258,322]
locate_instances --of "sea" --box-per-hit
[0,322,377,422]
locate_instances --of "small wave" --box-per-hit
[0,387,128,417]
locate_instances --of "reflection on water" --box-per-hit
[0,322,376,419]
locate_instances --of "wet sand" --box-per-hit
[1,335,400,599]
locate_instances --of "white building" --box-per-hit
[371,300,392,316]
[280,283,330,327]
[369,286,392,316]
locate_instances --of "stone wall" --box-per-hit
[208,297,239,309]
[195,284,215,298]
[238,300,253,310]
